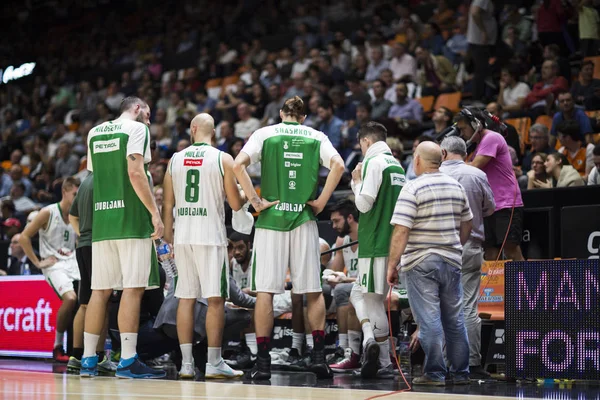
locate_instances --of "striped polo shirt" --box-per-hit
[391,172,473,271]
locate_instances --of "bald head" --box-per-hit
[414,141,442,176]
[190,113,215,144]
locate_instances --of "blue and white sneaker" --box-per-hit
[205,359,244,379]
[116,355,166,379]
[80,355,99,377]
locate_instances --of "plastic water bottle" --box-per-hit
[397,327,412,374]
[105,338,112,360]
[155,239,177,279]
[23,263,31,275]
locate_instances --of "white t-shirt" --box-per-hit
[502,82,531,107]
[234,118,261,139]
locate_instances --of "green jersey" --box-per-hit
[69,173,94,248]
[87,118,153,242]
[357,149,406,258]
[241,121,339,232]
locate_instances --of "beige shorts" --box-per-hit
[91,239,159,290]
[174,244,229,299]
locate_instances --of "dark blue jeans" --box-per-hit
[403,254,469,382]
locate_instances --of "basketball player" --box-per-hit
[162,113,247,379]
[19,177,81,363]
[68,172,116,373]
[350,122,405,378]
[327,199,362,372]
[80,97,165,379]
[233,96,345,380]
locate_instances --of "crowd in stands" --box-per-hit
[2,0,600,252]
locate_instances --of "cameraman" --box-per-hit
[454,108,525,262]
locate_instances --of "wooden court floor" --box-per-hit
[0,369,546,400]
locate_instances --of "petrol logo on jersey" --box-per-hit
[184,158,203,167]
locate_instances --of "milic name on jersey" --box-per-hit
[95,200,125,211]
[177,207,208,216]
[184,150,206,158]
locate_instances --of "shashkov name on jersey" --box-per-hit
[95,200,125,211]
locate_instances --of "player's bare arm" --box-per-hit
[19,208,57,269]
[307,154,344,215]
[127,153,164,239]
[222,153,245,212]
[68,215,80,236]
[330,236,346,273]
[162,157,175,245]
[233,151,278,212]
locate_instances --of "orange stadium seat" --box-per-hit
[416,96,435,113]
[433,92,461,113]
[535,115,553,132]
[505,117,531,152]
[222,75,240,93]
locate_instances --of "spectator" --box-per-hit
[304,95,323,129]
[350,53,369,81]
[485,102,524,162]
[388,83,424,133]
[443,16,469,65]
[578,0,600,57]
[498,64,531,115]
[405,135,434,181]
[387,137,404,162]
[415,47,456,96]
[467,0,497,101]
[371,80,393,121]
[234,103,261,140]
[228,137,245,160]
[555,120,595,178]
[248,83,269,119]
[429,0,455,31]
[423,107,453,138]
[1,218,22,241]
[523,60,569,120]
[501,5,532,43]
[455,108,525,262]
[588,144,600,185]
[194,89,217,114]
[328,40,350,73]
[541,153,585,187]
[294,23,318,50]
[104,82,125,113]
[420,23,445,56]
[216,120,234,152]
[503,27,527,60]
[365,47,390,83]
[217,42,238,75]
[541,44,571,82]
[346,76,371,107]
[284,73,306,99]
[317,55,346,88]
[291,40,312,75]
[1,182,38,214]
[247,39,268,67]
[9,165,33,198]
[329,86,356,122]
[262,84,284,126]
[260,62,282,89]
[527,153,552,190]
[318,100,344,149]
[551,92,593,145]
[389,42,417,82]
[387,141,472,386]
[0,169,12,198]
[54,142,80,179]
[523,124,555,172]
[571,60,600,111]
[536,0,570,53]
[0,233,40,275]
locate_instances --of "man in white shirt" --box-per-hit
[498,65,531,115]
[234,103,261,139]
[389,43,417,82]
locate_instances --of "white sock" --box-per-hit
[120,333,138,360]
[245,333,257,355]
[305,333,314,349]
[348,330,362,355]
[361,322,375,348]
[338,333,348,349]
[378,339,392,368]
[83,332,100,358]
[292,332,304,352]
[54,331,64,348]
[180,343,193,364]
[208,347,221,366]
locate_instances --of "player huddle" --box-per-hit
[32,95,409,381]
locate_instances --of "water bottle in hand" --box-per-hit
[155,239,178,279]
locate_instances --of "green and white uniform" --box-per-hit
[39,203,80,298]
[341,235,359,278]
[354,144,405,295]
[87,118,160,290]
[231,257,250,290]
[169,143,229,299]
[242,122,339,294]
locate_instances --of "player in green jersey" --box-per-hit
[233,96,345,380]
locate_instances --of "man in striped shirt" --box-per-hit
[386,141,473,386]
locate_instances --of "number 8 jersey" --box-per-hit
[169,142,227,247]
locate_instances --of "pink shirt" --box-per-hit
[474,130,523,211]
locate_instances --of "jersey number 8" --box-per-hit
[185,170,200,202]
